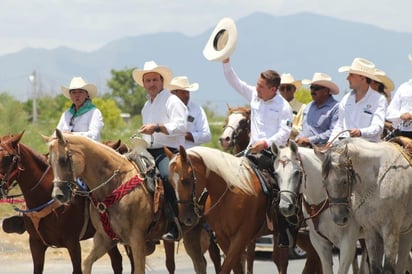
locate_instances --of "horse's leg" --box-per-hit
[336,232,358,274]
[123,245,135,273]
[29,237,47,274]
[65,240,83,274]
[272,245,289,274]
[245,240,256,274]
[83,233,116,274]
[163,240,175,274]
[364,231,384,274]
[296,231,323,274]
[207,236,222,274]
[395,231,412,273]
[106,245,124,274]
[129,232,147,274]
[182,226,208,274]
[303,230,332,274]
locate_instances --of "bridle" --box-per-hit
[323,148,356,210]
[276,153,306,218]
[51,140,121,198]
[175,153,206,219]
[222,111,250,153]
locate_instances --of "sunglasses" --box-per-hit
[279,85,294,92]
[310,85,325,91]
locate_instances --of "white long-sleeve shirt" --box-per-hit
[57,108,104,141]
[223,62,293,147]
[185,100,211,148]
[386,79,412,131]
[329,88,387,143]
[141,90,187,149]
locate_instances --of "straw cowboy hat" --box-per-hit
[338,57,380,81]
[302,72,340,95]
[61,77,98,99]
[374,68,394,95]
[132,60,173,87]
[203,17,238,62]
[280,73,302,89]
[166,76,199,92]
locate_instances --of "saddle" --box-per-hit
[388,136,412,163]
[126,148,164,219]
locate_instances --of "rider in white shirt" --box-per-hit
[167,76,211,148]
[329,58,387,143]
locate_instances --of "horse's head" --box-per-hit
[167,146,201,227]
[45,129,85,205]
[0,132,26,198]
[219,106,250,153]
[320,141,355,226]
[272,141,303,217]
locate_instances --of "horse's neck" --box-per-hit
[18,144,54,205]
[300,150,327,205]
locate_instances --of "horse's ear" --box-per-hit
[270,142,279,158]
[41,134,50,143]
[179,145,188,161]
[55,128,66,144]
[290,140,298,154]
[9,131,24,149]
[227,104,232,112]
[164,146,175,160]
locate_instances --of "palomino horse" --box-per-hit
[46,129,216,274]
[318,137,412,273]
[272,141,362,274]
[219,106,322,274]
[219,105,250,154]
[166,145,322,274]
[0,132,128,274]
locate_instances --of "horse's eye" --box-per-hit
[182,178,192,186]
[1,155,13,168]
[58,156,69,166]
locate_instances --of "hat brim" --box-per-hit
[302,79,339,95]
[203,17,237,62]
[167,83,199,92]
[61,83,98,99]
[409,54,412,63]
[132,66,173,87]
[376,74,394,94]
[338,66,380,82]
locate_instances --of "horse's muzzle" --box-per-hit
[52,181,73,205]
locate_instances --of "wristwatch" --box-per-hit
[155,124,161,133]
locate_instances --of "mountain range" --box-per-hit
[1,12,411,115]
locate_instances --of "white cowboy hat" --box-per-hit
[338,57,380,81]
[374,68,394,94]
[409,54,412,63]
[203,17,238,62]
[280,73,302,89]
[132,60,173,87]
[61,77,98,99]
[166,76,199,92]
[302,72,340,95]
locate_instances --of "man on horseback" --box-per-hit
[220,57,297,248]
[295,72,340,147]
[132,60,187,241]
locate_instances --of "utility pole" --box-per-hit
[29,70,38,123]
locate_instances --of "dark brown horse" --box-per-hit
[0,132,128,274]
[218,106,322,273]
[46,129,219,274]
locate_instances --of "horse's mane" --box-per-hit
[187,146,257,196]
[227,106,251,120]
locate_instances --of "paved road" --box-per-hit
[1,251,361,273]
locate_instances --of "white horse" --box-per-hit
[272,141,363,274]
[318,137,412,274]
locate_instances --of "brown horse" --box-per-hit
[219,105,251,154]
[218,106,322,273]
[0,132,127,274]
[45,129,218,274]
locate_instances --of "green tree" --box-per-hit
[295,88,312,104]
[106,68,147,116]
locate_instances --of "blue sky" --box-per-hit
[0,0,410,56]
